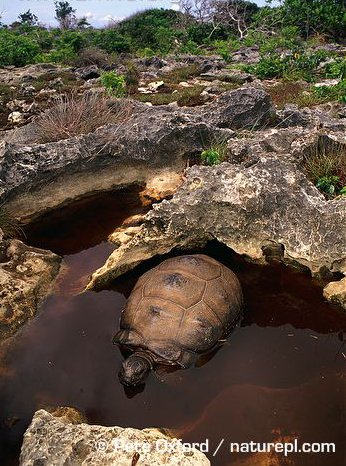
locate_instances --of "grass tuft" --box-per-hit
[304,140,346,197]
[32,92,130,143]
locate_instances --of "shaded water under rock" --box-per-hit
[0,189,345,466]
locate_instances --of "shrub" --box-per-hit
[248,54,286,79]
[70,47,111,67]
[117,8,183,51]
[93,28,131,54]
[137,47,155,58]
[31,92,125,143]
[315,175,341,195]
[124,62,140,94]
[248,50,334,82]
[0,29,40,66]
[101,71,126,97]
[304,141,346,197]
[35,45,77,64]
[178,40,201,55]
[323,59,346,80]
[281,0,346,40]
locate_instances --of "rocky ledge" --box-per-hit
[87,154,346,309]
[0,87,272,223]
[20,408,210,466]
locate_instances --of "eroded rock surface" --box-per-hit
[0,232,61,341]
[0,87,273,222]
[87,158,346,305]
[20,409,210,466]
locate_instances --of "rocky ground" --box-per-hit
[0,47,345,464]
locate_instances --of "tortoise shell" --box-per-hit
[113,254,243,367]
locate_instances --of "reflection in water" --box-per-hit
[0,193,345,466]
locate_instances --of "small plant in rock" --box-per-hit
[316,175,341,196]
[304,141,346,197]
[201,149,222,165]
[100,71,126,97]
[200,140,228,166]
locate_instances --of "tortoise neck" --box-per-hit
[133,350,155,370]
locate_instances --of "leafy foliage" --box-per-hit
[313,80,346,103]
[200,140,228,165]
[101,71,126,97]
[0,29,40,66]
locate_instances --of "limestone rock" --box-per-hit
[0,87,273,222]
[323,277,346,310]
[87,158,346,295]
[20,409,210,466]
[0,238,61,341]
[204,87,274,129]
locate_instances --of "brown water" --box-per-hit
[0,190,345,466]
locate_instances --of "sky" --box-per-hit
[0,0,276,27]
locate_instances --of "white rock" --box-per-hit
[20,409,210,466]
[8,111,24,124]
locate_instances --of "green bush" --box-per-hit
[201,149,223,166]
[93,28,131,54]
[35,45,77,64]
[117,8,182,53]
[178,40,201,55]
[101,71,126,97]
[248,50,334,81]
[323,59,346,79]
[281,0,346,40]
[0,29,40,66]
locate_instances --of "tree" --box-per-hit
[18,9,38,26]
[76,17,91,30]
[54,1,76,29]
[181,0,214,23]
[213,0,259,39]
[181,0,259,39]
[280,0,346,39]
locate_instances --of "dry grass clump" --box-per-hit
[304,139,346,196]
[32,92,131,143]
[162,64,201,84]
[265,81,314,109]
[134,85,207,107]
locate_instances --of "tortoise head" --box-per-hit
[119,353,152,386]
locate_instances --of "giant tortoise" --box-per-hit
[113,254,243,386]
